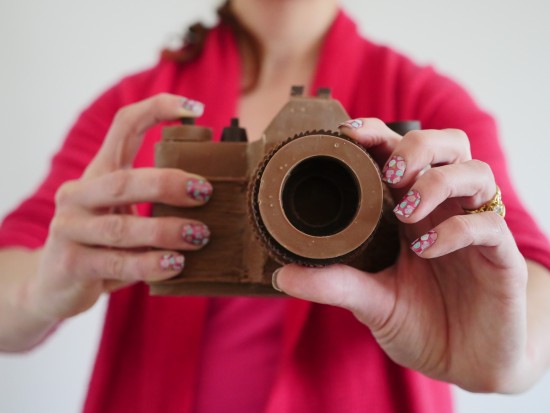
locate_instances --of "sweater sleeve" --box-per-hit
[0,83,123,249]
[397,58,550,270]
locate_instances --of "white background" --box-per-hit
[1,0,549,412]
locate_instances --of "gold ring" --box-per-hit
[463,186,506,218]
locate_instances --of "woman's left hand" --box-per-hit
[274,119,531,392]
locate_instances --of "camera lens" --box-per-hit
[252,133,383,262]
[281,156,359,236]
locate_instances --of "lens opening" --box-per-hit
[281,156,360,236]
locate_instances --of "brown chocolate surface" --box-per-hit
[149,87,402,296]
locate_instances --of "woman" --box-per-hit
[1,0,550,412]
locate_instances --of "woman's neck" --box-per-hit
[230,0,338,87]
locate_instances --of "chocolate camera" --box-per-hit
[151,86,419,296]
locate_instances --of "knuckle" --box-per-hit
[104,252,125,280]
[148,221,167,246]
[112,105,141,139]
[54,180,77,206]
[402,129,425,146]
[361,117,386,130]
[146,171,167,199]
[485,211,508,236]
[359,118,393,137]
[100,215,127,246]
[149,169,178,199]
[105,170,131,199]
[469,158,489,173]
[147,93,173,116]
[470,159,494,181]
[448,128,469,143]
[448,128,471,158]
[131,259,150,281]
[451,215,476,242]
[113,105,133,125]
[56,245,79,276]
[467,160,496,199]
[49,215,69,240]
[151,92,172,105]
[424,167,447,188]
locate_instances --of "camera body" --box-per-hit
[151,87,416,296]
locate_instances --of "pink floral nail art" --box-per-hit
[394,190,421,217]
[186,178,212,202]
[382,155,406,184]
[338,119,363,129]
[181,97,204,115]
[160,254,185,271]
[182,223,210,246]
[410,230,438,254]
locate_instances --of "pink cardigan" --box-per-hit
[2,10,549,413]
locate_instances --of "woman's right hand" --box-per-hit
[27,93,210,323]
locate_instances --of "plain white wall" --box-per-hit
[1,0,549,412]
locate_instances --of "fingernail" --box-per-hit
[160,253,185,271]
[394,190,421,218]
[410,230,438,254]
[272,268,283,292]
[181,97,204,116]
[182,223,210,246]
[186,178,212,202]
[382,155,406,184]
[338,119,363,129]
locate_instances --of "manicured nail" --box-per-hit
[181,97,204,115]
[382,155,406,184]
[394,190,421,217]
[182,223,210,246]
[272,268,283,292]
[410,230,438,254]
[160,253,185,271]
[186,178,212,202]
[338,119,363,129]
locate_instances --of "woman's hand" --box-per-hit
[26,94,211,323]
[274,118,532,393]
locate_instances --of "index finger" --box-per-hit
[338,117,402,165]
[84,93,204,178]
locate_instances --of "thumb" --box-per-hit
[273,264,397,331]
[84,93,204,178]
